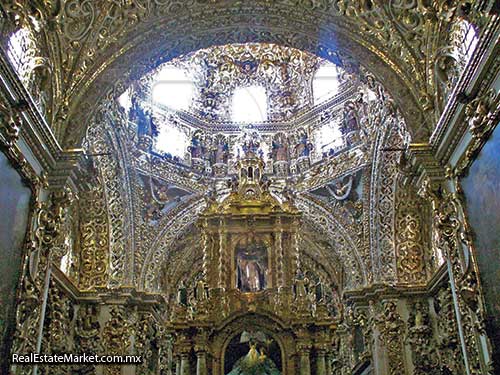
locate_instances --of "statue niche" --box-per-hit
[225,331,281,375]
[236,240,269,292]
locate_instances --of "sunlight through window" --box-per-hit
[317,122,343,155]
[7,28,35,85]
[154,123,188,158]
[232,86,267,123]
[152,67,194,111]
[461,20,479,63]
[313,63,340,105]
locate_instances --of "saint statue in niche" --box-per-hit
[226,331,281,375]
[236,241,268,292]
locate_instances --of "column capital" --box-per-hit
[314,344,329,354]
[297,340,312,352]
[194,343,208,354]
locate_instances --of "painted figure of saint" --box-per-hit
[271,136,288,162]
[236,242,268,292]
[214,139,229,164]
[189,131,205,159]
[294,131,312,157]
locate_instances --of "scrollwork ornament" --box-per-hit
[406,300,439,375]
[454,89,500,177]
[419,178,489,374]
[395,180,428,284]
[0,96,22,147]
[11,189,72,375]
[376,300,405,375]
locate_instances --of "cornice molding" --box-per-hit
[344,263,449,304]
[0,49,88,191]
[430,15,500,165]
[0,49,59,170]
[51,265,165,307]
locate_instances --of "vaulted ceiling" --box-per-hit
[1,0,484,147]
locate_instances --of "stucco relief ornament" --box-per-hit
[465,89,499,138]
[376,300,405,375]
[75,305,101,354]
[406,301,438,375]
[0,98,24,146]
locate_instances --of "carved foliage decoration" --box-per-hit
[74,304,101,355]
[86,105,130,288]
[377,300,405,375]
[433,285,464,374]
[78,182,109,290]
[11,190,72,375]
[102,306,132,375]
[45,279,72,354]
[145,43,319,122]
[2,0,491,144]
[141,198,205,291]
[420,180,489,374]
[455,88,500,177]
[296,195,367,288]
[406,299,438,375]
[370,109,409,283]
[134,311,158,374]
[395,180,428,284]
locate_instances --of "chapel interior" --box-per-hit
[0,2,499,375]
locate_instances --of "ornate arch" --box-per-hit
[369,109,408,283]
[296,195,368,288]
[139,197,205,291]
[85,104,134,288]
[212,312,296,375]
[2,1,469,145]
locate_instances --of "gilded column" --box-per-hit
[275,217,284,289]
[316,348,326,375]
[326,352,334,375]
[176,334,191,375]
[180,353,191,375]
[218,219,227,289]
[175,356,181,375]
[196,351,207,375]
[297,342,312,375]
[195,331,208,375]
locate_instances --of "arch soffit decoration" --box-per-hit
[154,222,346,297]
[139,193,366,293]
[70,22,425,143]
[1,2,448,145]
[213,312,294,363]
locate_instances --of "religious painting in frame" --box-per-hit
[460,122,500,363]
[0,151,33,372]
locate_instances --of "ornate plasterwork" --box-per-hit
[295,195,367,289]
[2,0,491,146]
[78,182,109,290]
[394,180,429,285]
[145,43,322,122]
[140,198,206,291]
[370,109,408,284]
[85,105,132,288]
[454,88,500,177]
[418,177,491,374]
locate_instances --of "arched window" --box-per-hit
[232,85,267,123]
[455,20,479,64]
[313,63,340,105]
[154,122,188,159]
[316,122,343,155]
[7,28,36,86]
[152,67,194,111]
